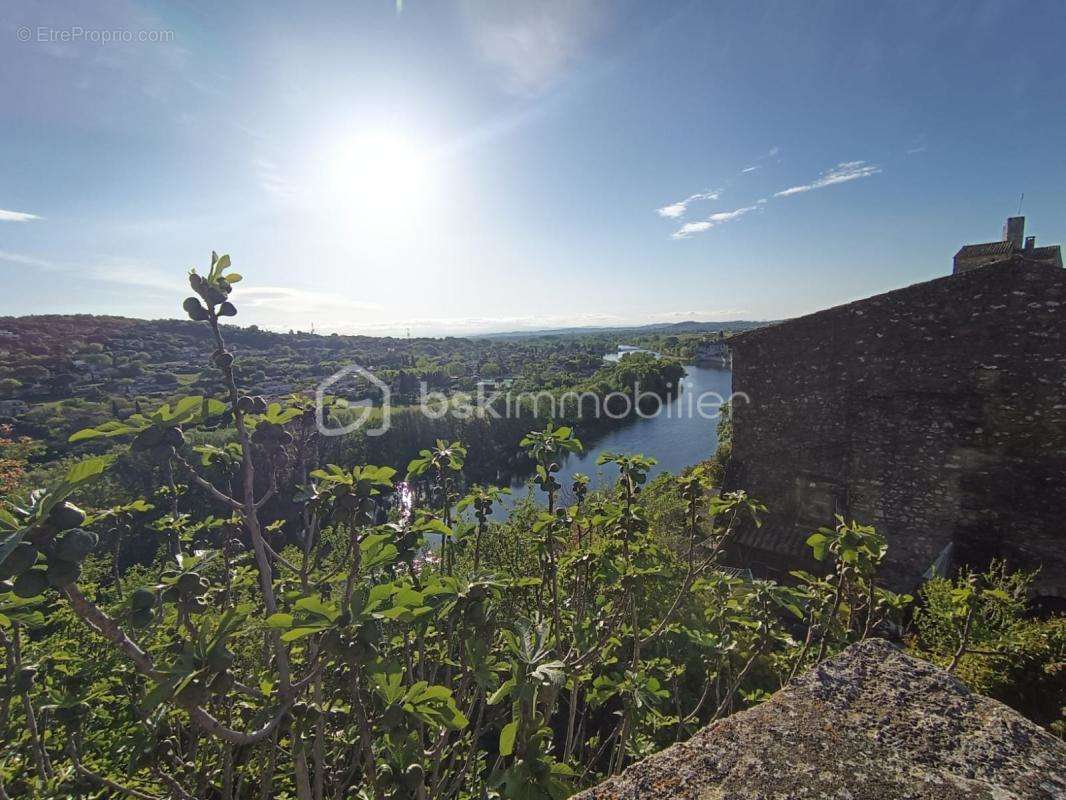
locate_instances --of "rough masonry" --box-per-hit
[724,256,1066,602]
[573,639,1066,800]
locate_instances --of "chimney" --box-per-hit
[1024,236,1035,254]
[1003,216,1025,249]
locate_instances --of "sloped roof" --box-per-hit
[954,242,1061,263]
[954,240,1014,259]
[1032,245,1062,262]
[736,522,812,560]
[573,639,1066,800]
[728,257,1066,348]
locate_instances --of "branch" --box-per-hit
[67,743,162,800]
[173,452,241,510]
[947,604,977,673]
[186,703,291,747]
[204,311,293,693]
[62,584,292,746]
[255,468,279,510]
[961,647,1011,658]
[62,585,157,676]
[567,600,629,668]
[152,768,195,800]
[261,537,300,574]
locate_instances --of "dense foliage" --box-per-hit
[0,257,1058,800]
[911,563,1066,733]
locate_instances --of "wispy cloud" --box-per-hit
[660,154,880,240]
[0,250,179,293]
[239,287,381,318]
[461,0,610,95]
[253,157,297,200]
[671,220,713,237]
[656,146,784,227]
[671,205,758,239]
[90,261,183,293]
[0,250,53,268]
[0,209,41,222]
[656,191,720,219]
[740,145,780,173]
[773,160,881,197]
[905,133,927,155]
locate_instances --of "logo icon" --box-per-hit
[316,365,391,437]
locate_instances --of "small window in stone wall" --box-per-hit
[793,475,844,527]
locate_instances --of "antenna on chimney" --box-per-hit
[1017,193,1024,215]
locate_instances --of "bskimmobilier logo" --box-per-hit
[316,365,391,437]
[316,362,748,438]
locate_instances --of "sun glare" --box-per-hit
[318,132,432,223]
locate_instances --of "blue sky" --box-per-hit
[1,0,1064,335]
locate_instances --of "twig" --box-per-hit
[62,584,292,745]
[68,742,162,800]
[173,451,241,510]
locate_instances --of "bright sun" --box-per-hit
[319,132,431,223]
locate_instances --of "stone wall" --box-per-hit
[724,259,1066,599]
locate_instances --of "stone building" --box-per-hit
[953,216,1061,274]
[724,232,1065,602]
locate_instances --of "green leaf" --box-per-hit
[163,395,203,422]
[392,588,424,608]
[265,613,295,630]
[0,507,19,531]
[376,605,432,622]
[0,532,27,571]
[487,677,515,705]
[406,457,430,477]
[262,404,301,425]
[62,456,115,489]
[368,583,398,605]
[412,518,451,537]
[361,534,399,572]
[142,675,180,713]
[294,595,340,622]
[368,661,405,703]
[805,532,828,561]
[280,625,326,642]
[206,605,250,651]
[153,395,227,425]
[499,720,518,756]
[0,606,45,628]
[69,420,144,442]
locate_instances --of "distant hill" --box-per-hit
[0,313,635,455]
[475,320,773,339]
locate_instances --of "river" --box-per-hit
[504,362,732,506]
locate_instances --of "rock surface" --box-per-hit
[573,639,1066,800]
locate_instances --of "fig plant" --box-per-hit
[0,255,907,800]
